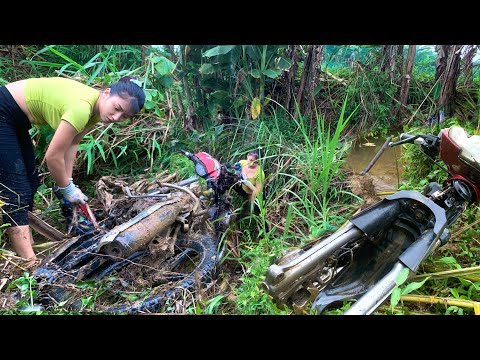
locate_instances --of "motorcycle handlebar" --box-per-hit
[388,133,423,147]
[400,133,415,141]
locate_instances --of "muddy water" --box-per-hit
[345,136,404,191]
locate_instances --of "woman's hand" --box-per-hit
[60,181,88,204]
[241,178,256,193]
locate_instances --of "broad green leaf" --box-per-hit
[233,96,246,108]
[264,95,271,106]
[160,75,174,88]
[145,90,153,101]
[250,69,261,78]
[438,256,458,264]
[390,287,402,311]
[203,45,236,58]
[276,57,292,70]
[154,56,175,76]
[145,99,156,110]
[262,68,282,79]
[199,63,216,75]
[401,276,430,295]
[210,90,229,100]
[450,288,460,299]
[251,97,261,120]
[395,268,410,286]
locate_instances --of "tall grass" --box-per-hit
[230,96,357,314]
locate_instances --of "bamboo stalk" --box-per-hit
[400,294,480,314]
[451,218,480,239]
[414,265,480,280]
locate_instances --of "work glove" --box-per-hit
[234,162,242,171]
[59,179,88,205]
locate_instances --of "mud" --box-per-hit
[348,173,387,208]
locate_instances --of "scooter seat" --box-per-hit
[448,126,480,170]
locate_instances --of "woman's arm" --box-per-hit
[251,170,265,201]
[241,178,257,193]
[64,126,91,178]
[45,120,82,187]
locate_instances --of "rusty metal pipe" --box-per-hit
[97,196,190,259]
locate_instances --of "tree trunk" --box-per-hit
[380,45,388,72]
[296,45,323,118]
[434,45,449,85]
[438,45,463,117]
[296,45,311,113]
[141,45,149,64]
[305,45,323,120]
[397,45,416,123]
[380,45,403,83]
[283,45,299,114]
[395,45,404,83]
[179,45,196,130]
[463,45,476,87]
[167,45,177,63]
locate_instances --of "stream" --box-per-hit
[345,135,405,191]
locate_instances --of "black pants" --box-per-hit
[0,86,39,226]
[233,184,261,216]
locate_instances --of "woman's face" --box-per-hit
[246,154,258,167]
[99,89,135,124]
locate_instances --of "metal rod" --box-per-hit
[343,262,407,315]
[360,136,392,175]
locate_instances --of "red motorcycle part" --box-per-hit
[77,203,99,229]
[439,127,480,201]
[193,152,221,180]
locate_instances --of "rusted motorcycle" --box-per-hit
[33,150,242,313]
[263,125,480,315]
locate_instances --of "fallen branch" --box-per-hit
[400,294,480,315]
[28,211,65,242]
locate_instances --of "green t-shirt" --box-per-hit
[239,159,265,194]
[24,77,101,133]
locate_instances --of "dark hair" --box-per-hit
[248,149,260,160]
[109,76,146,115]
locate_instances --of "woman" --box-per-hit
[234,150,265,206]
[0,76,145,263]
